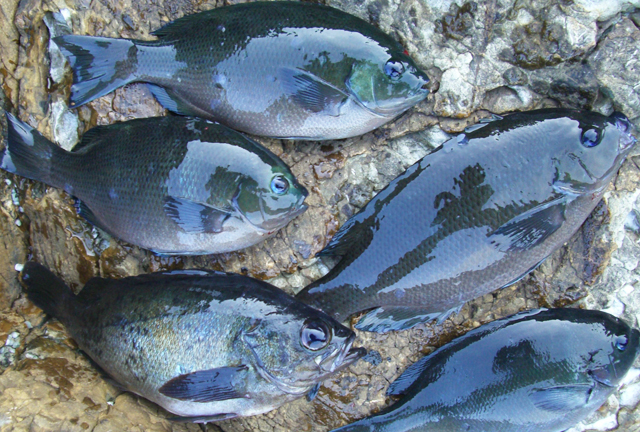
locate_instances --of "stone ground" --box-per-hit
[1,0,640,430]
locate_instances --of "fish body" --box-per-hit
[1,114,307,255]
[332,308,640,432]
[297,109,638,332]
[20,262,365,422]
[53,2,430,140]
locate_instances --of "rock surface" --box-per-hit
[0,0,640,431]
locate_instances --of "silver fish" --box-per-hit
[20,262,366,422]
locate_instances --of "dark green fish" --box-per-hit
[53,1,430,140]
[331,308,640,432]
[19,262,365,422]
[297,109,637,332]
[1,114,307,255]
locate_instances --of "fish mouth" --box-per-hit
[234,196,308,233]
[589,368,615,387]
[320,333,367,375]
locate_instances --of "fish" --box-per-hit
[19,262,366,422]
[52,1,430,140]
[331,308,640,432]
[0,113,308,255]
[297,109,638,332]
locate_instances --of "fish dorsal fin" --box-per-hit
[159,366,249,402]
[278,67,349,116]
[317,218,368,257]
[72,123,125,152]
[163,196,231,234]
[528,384,593,412]
[489,197,567,252]
[75,275,116,306]
[151,9,223,40]
[386,348,442,396]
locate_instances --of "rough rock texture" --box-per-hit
[0,0,639,431]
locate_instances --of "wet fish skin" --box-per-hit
[53,1,429,140]
[332,308,640,432]
[19,262,366,421]
[297,109,638,332]
[0,114,308,255]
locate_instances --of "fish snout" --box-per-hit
[611,112,637,150]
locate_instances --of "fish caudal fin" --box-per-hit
[2,113,64,186]
[53,35,138,107]
[19,262,75,320]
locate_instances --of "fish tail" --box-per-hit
[2,112,67,187]
[53,35,138,107]
[19,262,75,320]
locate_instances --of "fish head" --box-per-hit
[553,111,637,196]
[241,305,366,395]
[346,50,429,117]
[583,313,640,387]
[233,165,308,233]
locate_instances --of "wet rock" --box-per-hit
[1,0,640,430]
[589,18,640,123]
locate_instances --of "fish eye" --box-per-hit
[384,60,405,80]
[581,128,601,147]
[301,319,331,351]
[615,335,628,351]
[270,176,289,195]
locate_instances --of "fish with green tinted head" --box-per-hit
[0,114,307,255]
[19,262,366,422]
[297,109,638,332]
[331,308,640,432]
[52,1,429,140]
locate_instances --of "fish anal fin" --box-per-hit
[146,84,209,117]
[168,413,239,423]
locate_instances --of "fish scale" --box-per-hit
[297,109,638,333]
[19,263,366,422]
[1,114,308,255]
[53,1,429,140]
[331,308,640,432]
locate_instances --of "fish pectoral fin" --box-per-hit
[489,197,567,252]
[464,113,504,133]
[278,67,349,116]
[355,306,443,333]
[387,350,442,396]
[528,384,593,412]
[306,383,321,402]
[164,196,231,234]
[168,413,239,423]
[159,366,249,402]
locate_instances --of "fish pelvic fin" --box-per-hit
[2,112,66,187]
[53,35,138,107]
[19,262,75,321]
